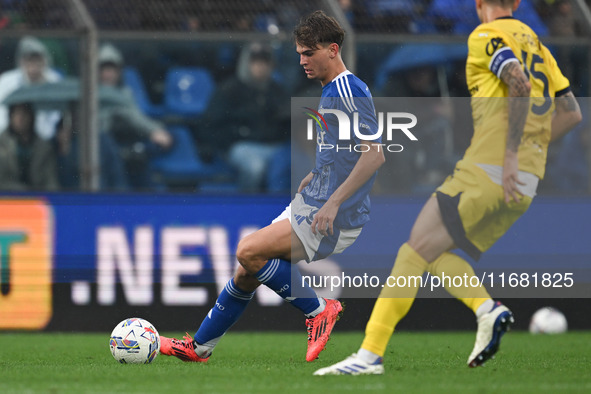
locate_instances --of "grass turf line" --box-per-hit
[0,331,590,393]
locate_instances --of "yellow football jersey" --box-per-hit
[464,17,570,178]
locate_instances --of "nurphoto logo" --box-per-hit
[303,107,418,153]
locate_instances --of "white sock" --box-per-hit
[194,336,220,357]
[305,298,326,318]
[476,299,495,319]
[357,348,381,364]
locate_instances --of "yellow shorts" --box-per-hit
[435,160,532,261]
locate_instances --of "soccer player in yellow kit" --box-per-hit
[314,0,582,375]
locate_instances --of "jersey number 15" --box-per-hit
[521,50,552,115]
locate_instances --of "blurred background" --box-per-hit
[0,0,590,195]
[1,0,590,333]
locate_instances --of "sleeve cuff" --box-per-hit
[555,86,572,97]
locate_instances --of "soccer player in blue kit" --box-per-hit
[160,10,384,363]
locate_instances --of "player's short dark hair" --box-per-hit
[293,10,345,49]
[484,0,516,7]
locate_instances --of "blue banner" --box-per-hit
[1,193,590,331]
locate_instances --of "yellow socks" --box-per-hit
[361,243,428,356]
[360,246,493,357]
[427,252,491,314]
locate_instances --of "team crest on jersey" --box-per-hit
[485,37,506,56]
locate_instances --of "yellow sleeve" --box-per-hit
[468,26,519,78]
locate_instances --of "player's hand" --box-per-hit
[502,150,525,204]
[311,199,339,236]
[151,129,173,150]
[298,172,314,193]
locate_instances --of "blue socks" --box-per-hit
[256,258,323,317]
[194,279,254,348]
[194,259,324,355]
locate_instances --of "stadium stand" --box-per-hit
[0,0,588,194]
[150,125,220,186]
[122,66,166,118]
[163,67,215,118]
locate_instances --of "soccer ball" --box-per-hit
[109,317,160,364]
[529,307,568,334]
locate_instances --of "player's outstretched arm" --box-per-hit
[551,91,582,142]
[499,61,531,204]
[311,142,384,236]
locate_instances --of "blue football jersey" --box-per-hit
[301,70,381,229]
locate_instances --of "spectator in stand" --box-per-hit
[357,0,421,32]
[203,42,290,192]
[0,4,14,29]
[536,0,589,194]
[547,0,578,36]
[52,108,130,191]
[0,102,58,191]
[379,65,455,194]
[338,0,355,25]
[97,43,173,190]
[0,36,62,140]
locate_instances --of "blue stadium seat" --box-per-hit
[514,0,548,36]
[123,67,165,118]
[427,0,479,33]
[427,0,547,36]
[163,67,215,117]
[375,44,468,90]
[150,125,217,184]
[266,142,290,193]
[364,0,415,16]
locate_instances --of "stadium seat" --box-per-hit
[374,43,468,90]
[427,0,547,36]
[150,125,218,184]
[427,0,479,33]
[514,0,548,36]
[266,143,290,193]
[365,0,415,16]
[163,67,215,117]
[253,14,279,33]
[123,67,165,118]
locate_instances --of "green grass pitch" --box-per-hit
[1,331,590,393]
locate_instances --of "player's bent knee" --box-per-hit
[234,266,260,292]
[234,265,251,280]
[408,235,450,264]
[236,237,265,274]
[406,238,434,263]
